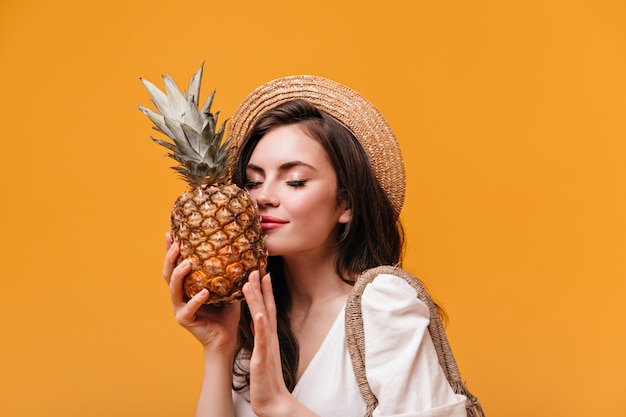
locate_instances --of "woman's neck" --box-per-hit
[281,252,351,310]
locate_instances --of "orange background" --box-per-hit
[1,1,625,416]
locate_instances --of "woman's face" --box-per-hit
[245,124,351,258]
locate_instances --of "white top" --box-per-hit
[232,273,467,417]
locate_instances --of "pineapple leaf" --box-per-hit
[200,89,216,116]
[165,152,186,165]
[183,98,203,133]
[215,120,228,144]
[140,78,172,119]
[192,161,210,178]
[162,74,187,120]
[204,114,217,141]
[140,65,233,186]
[198,126,212,159]
[171,137,201,160]
[151,137,177,153]
[186,62,204,105]
[138,105,175,138]
[180,122,202,154]
[203,121,231,160]
[163,117,191,149]
[170,166,194,183]
[171,166,187,175]
[163,124,200,159]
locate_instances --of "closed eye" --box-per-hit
[287,180,307,188]
[245,180,262,189]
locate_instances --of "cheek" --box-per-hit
[246,188,259,204]
[285,194,317,216]
[289,189,339,220]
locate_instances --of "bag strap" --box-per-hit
[345,265,485,417]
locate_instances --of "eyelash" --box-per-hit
[287,180,307,188]
[245,180,307,188]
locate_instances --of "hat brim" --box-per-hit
[229,75,405,215]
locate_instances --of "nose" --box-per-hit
[253,182,279,208]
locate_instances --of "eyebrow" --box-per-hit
[246,161,317,173]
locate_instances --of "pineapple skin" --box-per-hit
[172,183,267,306]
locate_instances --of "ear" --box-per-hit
[338,204,352,224]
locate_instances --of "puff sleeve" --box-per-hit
[360,274,467,417]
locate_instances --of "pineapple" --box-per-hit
[138,64,266,306]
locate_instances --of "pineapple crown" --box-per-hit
[138,63,233,186]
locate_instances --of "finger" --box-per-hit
[260,274,277,333]
[170,259,191,306]
[245,272,278,352]
[164,231,173,251]
[175,288,209,327]
[251,311,268,355]
[162,240,180,284]
[243,271,264,317]
[243,271,271,338]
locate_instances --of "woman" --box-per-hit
[163,76,475,417]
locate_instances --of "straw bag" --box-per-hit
[345,266,486,417]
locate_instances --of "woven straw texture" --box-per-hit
[229,75,406,215]
[345,266,486,417]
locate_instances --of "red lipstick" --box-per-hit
[260,215,287,231]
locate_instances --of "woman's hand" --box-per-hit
[243,271,297,416]
[163,233,240,353]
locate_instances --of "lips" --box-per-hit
[260,215,288,232]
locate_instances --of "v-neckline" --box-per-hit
[292,304,346,391]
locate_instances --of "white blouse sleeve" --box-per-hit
[360,273,467,417]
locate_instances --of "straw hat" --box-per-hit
[229,75,406,215]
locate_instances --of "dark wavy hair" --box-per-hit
[231,99,404,392]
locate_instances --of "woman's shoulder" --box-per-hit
[365,270,422,294]
[356,268,431,322]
